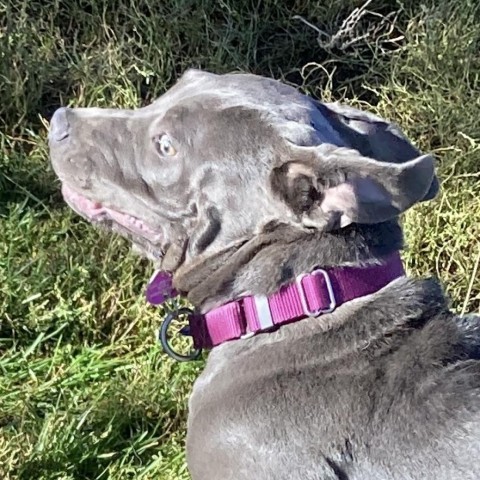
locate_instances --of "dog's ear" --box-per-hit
[271,143,437,229]
[314,101,439,202]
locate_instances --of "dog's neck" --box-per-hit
[174,220,404,312]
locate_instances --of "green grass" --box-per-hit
[1,0,479,478]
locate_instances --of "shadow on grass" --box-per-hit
[0,164,64,216]
[1,0,424,131]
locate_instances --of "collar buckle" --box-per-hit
[296,268,337,317]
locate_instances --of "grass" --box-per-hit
[1,0,479,478]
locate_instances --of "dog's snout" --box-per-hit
[49,107,71,142]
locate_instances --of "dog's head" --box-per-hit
[49,69,438,307]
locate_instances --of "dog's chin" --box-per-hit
[130,237,171,267]
[86,216,168,268]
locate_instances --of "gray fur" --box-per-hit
[49,69,479,479]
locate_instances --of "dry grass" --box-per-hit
[1,0,479,478]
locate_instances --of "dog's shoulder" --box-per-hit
[377,293,480,405]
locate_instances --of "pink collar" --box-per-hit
[147,252,405,352]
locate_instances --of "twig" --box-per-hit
[294,0,402,53]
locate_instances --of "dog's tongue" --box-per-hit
[146,271,178,305]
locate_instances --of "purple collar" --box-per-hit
[147,253,405,352]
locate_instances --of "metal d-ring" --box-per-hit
[158,307,202,362]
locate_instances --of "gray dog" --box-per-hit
[49,70,480,480]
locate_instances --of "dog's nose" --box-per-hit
[49,107,70,142]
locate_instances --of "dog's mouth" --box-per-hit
[61,183,164,245]
[61,183,181,302]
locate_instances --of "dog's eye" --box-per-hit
[154,134,177,157]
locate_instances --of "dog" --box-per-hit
[49,69,480,480]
